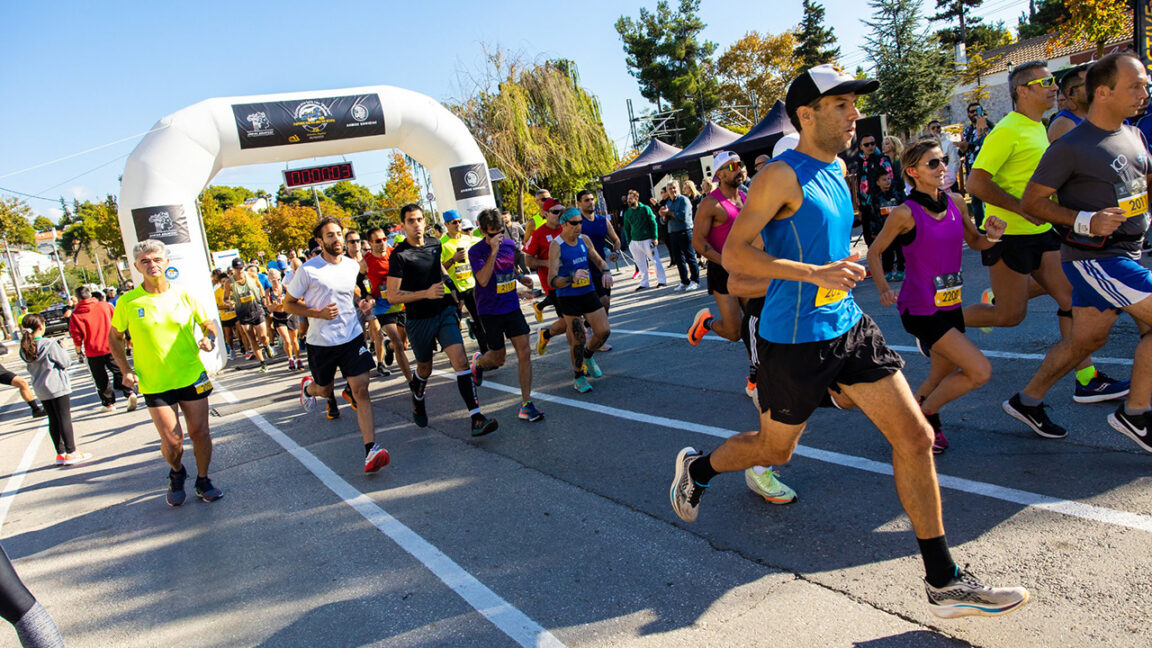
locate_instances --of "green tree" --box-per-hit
[1048,0,1129,58]
[203,205,270,259]
[202,185,260,212]
[934,22,1012,52]
[450,52,617,216]
[615,0,719,144]
[716,31,800,127]
[1016,0,1069,40]
[276,184,332,208]
[57,195,126,283]
[794,0,840,69]
[325,181,377,216]
[32,216,55,232]
[378,152,421,211]
[0,197,35,246]
[863,0,955,137]
[263,203,322,255]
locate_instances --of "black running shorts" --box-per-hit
[306,336,374,387]
[143,372,213,408]
[980,229,1060,274]
[900,307,965,351]
[707,261,729,295]
[557,291,604,317]
[406,305,463,364]
[375,310,406,328]
[755,314,905,424]
[0,364,16,386]
[479,310,531,350]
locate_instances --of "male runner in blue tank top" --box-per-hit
[669,64,1029,619]
[1049,65,1087,142]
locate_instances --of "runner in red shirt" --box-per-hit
[362,226,412,382]
[523,198,567,355]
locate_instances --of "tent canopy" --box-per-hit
[600,138,682,184]
[650,121,742,173]
[728,101,793,156]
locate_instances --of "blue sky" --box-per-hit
[0,0,1030,220]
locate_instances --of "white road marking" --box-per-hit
[0,422,48,533]
[215,386,565,648]
[470,379,1152,535]
[613,328,1134,366]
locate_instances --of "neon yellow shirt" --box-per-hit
[972,110,1052,236]
[440,233,477,291]
[111,284,208,394]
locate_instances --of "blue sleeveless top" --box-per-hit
[1054,109,1083,126]
[557,236,595,297]
[758,149,863,343]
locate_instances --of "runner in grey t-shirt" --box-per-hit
[1012,52,1152,452]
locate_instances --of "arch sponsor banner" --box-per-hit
[233,94,385,149]
[131,205,191,246]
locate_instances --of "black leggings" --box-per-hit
[0,545,35,625]
[41,396,75,455]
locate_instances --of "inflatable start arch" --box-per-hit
[118,85,496,372]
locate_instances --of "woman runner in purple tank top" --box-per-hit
[867,140,1006,453]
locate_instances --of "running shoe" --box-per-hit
[376,361,391,377]
[300,377,317,412]
[1003,394,1066,439]
[892,271,905,282]
[341,386,358,411]
[634,285,647,292]
[978,288,995,333]
[670,447,705,522]
[518,401,544,422]
[166,466,187,507]
[687,308,712,346]
[673,283,686,293]
[61,452,93,466]
[245,352,254,360]
[686,281,699,291]
[599,341,613,352]
[54,454,66,466]
[1073,371,1129,403]
[259,363,268,374]
[536,329,550,355]
[573,376,593,393]
[31,405,47,418]
[743,468,796,504]
[127,393,138,412]
[412,396,428,428]
[470,352,484,387]
[264,345,275,358]
[326,397,340,420]
[471,415,499,437]
[915,337,931,358]
[924,567,1029,618]
[532,301,544,323]
[1107,405,1152,453]
[102,404,115,413]
[745,377,757,400]
[884,271,895,282]
[582,357,603,378]
[932,430,950,454]
[384,339,395,366]
[656,283,667,287]
[194,476,223,502]
[632,270,640,279]
[364,444,391,473]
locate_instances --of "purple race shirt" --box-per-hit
[468,237,521,316]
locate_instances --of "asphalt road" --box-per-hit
[0,245,1149,647]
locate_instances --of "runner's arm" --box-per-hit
[957,192,1003,250]
[472,244,499,287]
[691,197,721,264]
[1020,181,1125,235]
[385,276,443,303]
[965,169,1043,225]
[581,235,610,273]
[1047,116,1075,143]
[724,161,864,291]
[546,240,569,289]
[108,326,133,384]
[866,204,913,304]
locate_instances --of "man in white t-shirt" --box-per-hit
[284,216,390,473]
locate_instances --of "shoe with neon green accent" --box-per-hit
[536,329,550,355]
[978,288,995,333]
[582,356,603,378]
[744,468,796,504]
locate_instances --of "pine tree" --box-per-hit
[863,0,955,138]
[794,0,840,70]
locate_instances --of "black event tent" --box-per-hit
[600,138,682,184]
[649,121,743,174]
[727,100,793,160]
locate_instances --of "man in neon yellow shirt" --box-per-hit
[441,211,489,353]
[964,60,1127,434]
[110,239,222,507]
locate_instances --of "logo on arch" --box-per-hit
[449,163,492,201]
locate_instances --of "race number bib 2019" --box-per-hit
[572,276,590,288]
[1117,178,1148,219]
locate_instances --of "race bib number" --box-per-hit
[496,272,516,294]
[1119,192,1147,219]
[572,276,590,288]
[879,206,894,216]
[192,371,213,395]
[814,288,847,307]
[240,294,254,304]
[454,264,473,280]
[933,272,963,308]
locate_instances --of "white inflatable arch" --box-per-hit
[119,85,496,372]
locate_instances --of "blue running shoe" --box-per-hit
[1073,370,1130,404]
[471,352,484,387]
[166,466,187,507]
[194,476,223,502]
[583,356,603,378]
[573,376,593,393]
[518,401,544,422]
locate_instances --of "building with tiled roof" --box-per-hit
[943,32,1132,127]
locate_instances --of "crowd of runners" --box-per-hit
[9,52,1152,641]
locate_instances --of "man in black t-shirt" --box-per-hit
[387,204,498,437]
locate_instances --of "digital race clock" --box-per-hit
[282,162,355,189]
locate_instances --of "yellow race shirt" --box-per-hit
[111,285,208,394]
[440,233,477,291]
[971,111,1053,236]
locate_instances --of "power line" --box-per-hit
[0,124,168,180]
[0,185,60,204]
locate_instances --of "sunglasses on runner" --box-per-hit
[346,238,360,244]
[549,208,564,215]
[861,140,876,147]
[564,218,583,226]
[921,157,948,169]
[1025,75,1056,88]
[720,160,744,172]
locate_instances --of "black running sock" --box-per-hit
[364,442,374,456]
[688,453,719,486]
[27,400,41,412]
[470,412,485,424]
[584,348,595,359]
[703,317,713,331]
[456,370,479,411]
[918,535,958,587]
[542,329,552,341]
[410,375,428,400]
[925,412,941,433]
